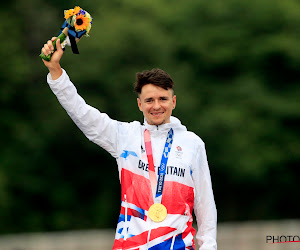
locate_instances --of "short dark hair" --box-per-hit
[134,68,174,95]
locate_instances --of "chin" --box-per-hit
[152,119,166,126]
[147,119,163,126]
[146,115,170,126]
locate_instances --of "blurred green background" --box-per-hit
[0,0,299,234]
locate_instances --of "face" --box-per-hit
[137,84,176,125]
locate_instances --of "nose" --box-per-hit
[153,100,160,110]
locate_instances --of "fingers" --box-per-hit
[41,40,53,56]
[56,38,63,52]
[41,37,58,56]
[41,36,64,64]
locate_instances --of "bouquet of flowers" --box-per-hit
[40,6,93,61]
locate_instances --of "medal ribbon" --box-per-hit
[144,128,174,204]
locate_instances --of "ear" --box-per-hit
[172,95,177,109]
[137,98,143,111]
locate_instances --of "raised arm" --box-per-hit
[41,38,120,158]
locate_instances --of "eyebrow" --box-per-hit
[144,97,153,102]
[144,96,169,101]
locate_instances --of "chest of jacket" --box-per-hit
[117,128,196,214]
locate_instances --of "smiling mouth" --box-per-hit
[151,112,164,116]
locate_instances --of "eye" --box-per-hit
[160,97,168,101]
[145,99,153,103]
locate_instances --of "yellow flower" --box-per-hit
[73,6,81,15]
[64,9,74,19]
[74,14,90,31]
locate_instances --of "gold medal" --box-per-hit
[148,203,167,222]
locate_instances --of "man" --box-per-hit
[41,38,217,250]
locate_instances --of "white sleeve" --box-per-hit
[47,69,119,158]
[192,141,217,250]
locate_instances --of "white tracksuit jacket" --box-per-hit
[47,69,217,250]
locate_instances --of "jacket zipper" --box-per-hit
[124,194,128,240]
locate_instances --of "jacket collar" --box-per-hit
[144,116,187,133]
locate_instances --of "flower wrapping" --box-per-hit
[40,6,92,61]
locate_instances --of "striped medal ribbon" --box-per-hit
[144,128,174,222]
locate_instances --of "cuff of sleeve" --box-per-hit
[47,68,67,85]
